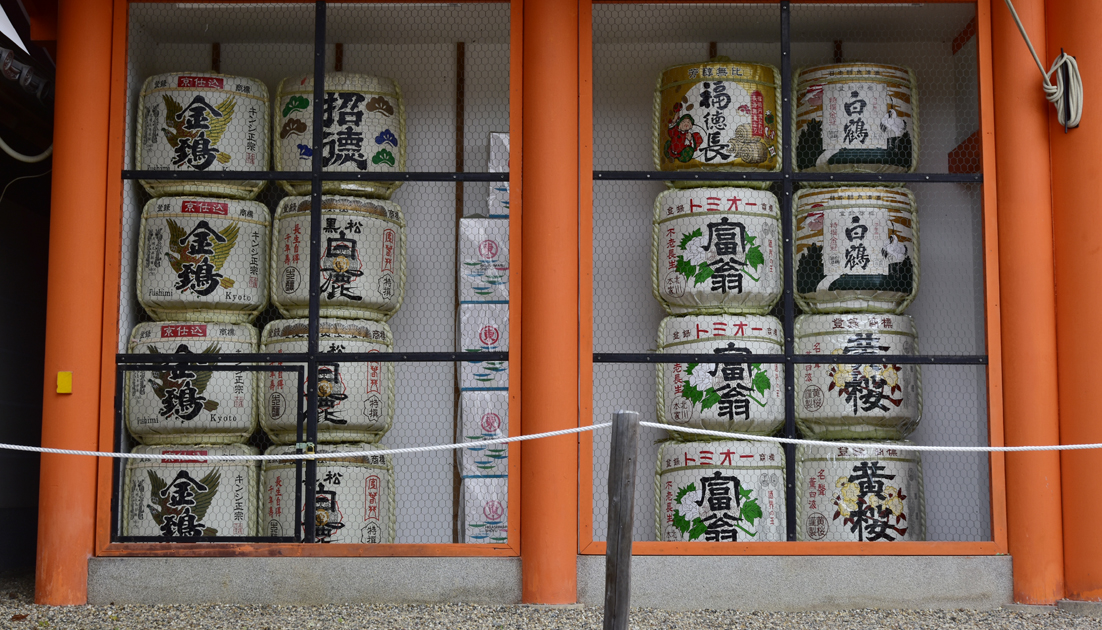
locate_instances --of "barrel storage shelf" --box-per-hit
[111,2,513,547]
[585,2,993,548]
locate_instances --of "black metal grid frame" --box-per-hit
[590,0,988,542]
[114,0,512,544]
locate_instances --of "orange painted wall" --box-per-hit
[991,0,1065,605]
[35,0,114,607]
[1046,0,1102,602]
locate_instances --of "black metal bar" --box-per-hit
[592,353,987,365]
[295,365,305,544]
[780,0,797,543]
[111,364,125,542]
[592,171,982,183]
[117,352,511,364]
[303,0,327,545]
[117,362,313,371]
[121,170,509,182]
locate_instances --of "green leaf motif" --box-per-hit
[679,228,702,251]
[681,382,705,406]
[688,517,708,541]
[700,387,722,411]
[675,482,696,504]
[672,509,692,535]
[675,256,697,281]
[741,498,764,526]
[739,485,752,500]
[693,263,714,286]
[746,234,757,246]
[746,244,765,271]
[752,371,772,395]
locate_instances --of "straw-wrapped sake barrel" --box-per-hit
[136,72,269,199]
[794,187,919,313]
[274,72,405,199]
[136,197,270,323]
[654,58,780,188]
[126,322,257,445]
[794,63,918,175]
[653,188,781,314]
[259,318,394,444]
[656,315,785,438]
[460,476,508,544]
[271,196,406,320]
[796,441,926,541]
[656,440,786,542]
[122,444,259,537]
[795,314,922,440]
[261,443,395,543]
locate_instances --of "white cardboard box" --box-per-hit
[456,391,509,476]
[458,218,510,303]
[457,303,509,390]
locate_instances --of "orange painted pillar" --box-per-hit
[520,0,579,604]
[1047,0,1102,602]
[991,0,1065,605]
[35,0,114,606]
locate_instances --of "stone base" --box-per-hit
[577,555,1013,611]
[1057,600,1102,618]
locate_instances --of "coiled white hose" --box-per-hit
[1004,0,1083,129]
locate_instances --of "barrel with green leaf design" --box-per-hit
[656,440,786,542]
[653,188,781,315]
[656,315,784,438]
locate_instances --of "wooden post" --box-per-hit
[603,410,639,630]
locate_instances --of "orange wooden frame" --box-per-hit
[578,0,1008,556]
[94,0,522,558]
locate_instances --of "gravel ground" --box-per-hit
[0,572,1097,630]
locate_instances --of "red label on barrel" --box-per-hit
[381,229,395,273]
[177,76,224,89]
[161,324,208,338]
[181,200,229,215]
[161,449,209,463]
[752,90,764,137]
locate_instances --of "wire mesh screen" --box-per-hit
[116,2,510,545]
[590,2,990,544]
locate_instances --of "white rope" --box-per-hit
[1004,0,1083,128]
[0,134,51,163]
[639,422,1102,453]
[8,423,611,462]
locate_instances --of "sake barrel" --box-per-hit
[654,58,780,188]
[656,440,786,542]
[126,322,257,445]
[121,444,259,537]
[795,314,922,440]
[136,72,269,199]
[457,390,509,477]
[653,188,781,314]
[136,197,270,323]
[460,476,508,544]
[259,318,394,445]
[274,72,406,199]
[261,443,395,543]
[794,63,918,175]
[459,218,510,303]
[794,187,919,313]
[796,441,926,542]
[271,196,406,320]
[457,303,509,391]
[656,315,785,438]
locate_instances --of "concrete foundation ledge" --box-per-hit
[88,556,521,606]
[1057,600,1102,618]
[577,555,1012,611]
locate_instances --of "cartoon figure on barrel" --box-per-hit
[664,103,704,163]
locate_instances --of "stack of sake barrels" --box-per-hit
[651,58,788,543]
[124,71,273,538]
[258,71,408,543]
[790,63,926,542]
[125,70,407,543]
[455,132,511,544]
